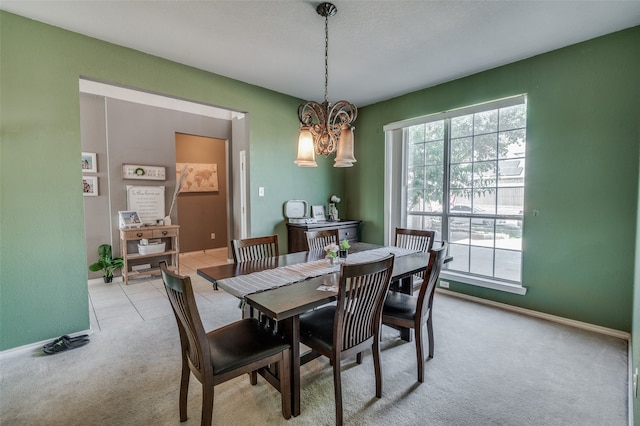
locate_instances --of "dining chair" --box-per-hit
[382,242,448,383]
[304,229,339,251]
[299,254,395,426]
[394,227,435,291]
[231,234,279,263]
[159,262,291,425]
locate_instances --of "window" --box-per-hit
[386,96,526,289]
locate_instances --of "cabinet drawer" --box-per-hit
[338,226,358,242]
[153,228,177,238]
[122,229,154,240]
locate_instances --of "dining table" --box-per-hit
[197,242,433,417]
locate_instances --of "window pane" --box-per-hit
[474,110,498,134]
[470,246,494,276]
[451,114,473,138]
[474,134,497,161]
[408,142,425,167]
[451,137,472,163]
[425,140,444,165]
[448,243,469,273]
[450,163,472,190]
[495,249,522,281]
[407,124,425,144]
[498,129,526,159]
[473,161,497,190]
[499,104,526,131]
[495,227,522,250]
[425,121,444,141]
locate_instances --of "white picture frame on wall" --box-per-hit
[82,152,97,173]
[82,176,98,196]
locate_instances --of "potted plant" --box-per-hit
[89,244,124,283]
[339,239,350,259]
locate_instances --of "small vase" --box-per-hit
[339,249,348,260]
[103,276,113,283]
[329,256,338,265]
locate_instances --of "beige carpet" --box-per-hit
[0,289,628,425]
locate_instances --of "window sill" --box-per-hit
[439,271,527,295]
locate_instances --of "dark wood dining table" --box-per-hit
[197,242,431,417]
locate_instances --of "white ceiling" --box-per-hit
[3,1,640,106]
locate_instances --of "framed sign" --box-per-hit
[311,205,326,221]
[126,185,165,224]
[122,164,166,181]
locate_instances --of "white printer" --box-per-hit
[283,200,317,224]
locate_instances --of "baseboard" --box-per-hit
[0,328,94,359]
[436,288,630,341]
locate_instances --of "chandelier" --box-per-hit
[295,2,358,168]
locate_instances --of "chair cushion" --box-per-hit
[383,291,417,322]
[299,306,336,354]
[206,318,289,375]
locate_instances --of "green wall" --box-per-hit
[349,27,640,332]
[0,12,344,350]
[1,9,638,363]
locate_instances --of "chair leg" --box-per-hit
[250,370,258,385]
[373,338,383,398]
[356,351,363,364]
[427,314,435,358]
[415,322,425,383]
[333,358,344,426]
[201,383,214,426]
[179,358,190,422]
[279,349,292,419]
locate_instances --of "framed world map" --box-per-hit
[176,163,219,192]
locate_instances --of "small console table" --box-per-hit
[119,225,180,285]
[286,220,361,253]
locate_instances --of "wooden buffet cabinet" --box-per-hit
[286,220,362,253]
[119,225,180,285]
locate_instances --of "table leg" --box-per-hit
[398,276,413,342]
[283,315,301,417]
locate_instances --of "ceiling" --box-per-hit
[2,1,640,107]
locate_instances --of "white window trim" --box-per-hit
[440,271,527,295]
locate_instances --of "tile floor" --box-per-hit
[88,248,232,331]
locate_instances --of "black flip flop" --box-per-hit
[43,334,89,350]
[43,337,90,355]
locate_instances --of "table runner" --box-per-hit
[217,246,418,298]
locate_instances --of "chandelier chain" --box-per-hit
[324,12,329,105]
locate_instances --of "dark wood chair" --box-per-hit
[304,229,339,251]
[299,254,395,425]
[394,228,435,290]
[382,242,448,383]
[231,234,279,263]
[159,262,291,425]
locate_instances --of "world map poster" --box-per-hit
[176,163,219,192]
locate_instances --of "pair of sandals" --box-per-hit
[43,334,90,355]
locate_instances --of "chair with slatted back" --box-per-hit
[159,262,291,425]
[382,242,448,383]
[304,229,340,251]
[299,254,395,425]
[231,235,279,263]
[394,228,435,291]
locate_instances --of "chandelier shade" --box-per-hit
[295,2,358,168]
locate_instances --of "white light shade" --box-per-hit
[334,125,356,167]
[294,127,317,167]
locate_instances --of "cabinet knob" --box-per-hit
[345,232,350,236]
[162,231,168,236]
[136,233,143,238]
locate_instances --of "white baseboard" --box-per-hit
[436,288,630,341]
[0,328,94,359]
